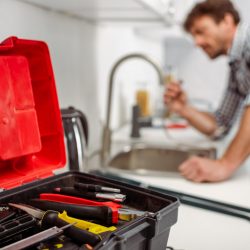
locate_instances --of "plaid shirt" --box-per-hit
[213,23,250,138]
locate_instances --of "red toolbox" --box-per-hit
[0,37,179,249]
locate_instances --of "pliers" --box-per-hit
[38,193,150,225]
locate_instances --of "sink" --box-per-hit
[108,145,216,175]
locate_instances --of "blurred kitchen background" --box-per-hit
[1,1,250,249]
[0,0,248,154]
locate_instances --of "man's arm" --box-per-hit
[179,106,250,182]
[179,105,217,135]
[220,105,250,170]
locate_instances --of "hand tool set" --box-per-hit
[0,182,150,249]
[0,36,178,250]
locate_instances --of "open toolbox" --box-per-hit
[0,37,179,249]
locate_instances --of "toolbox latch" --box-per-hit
[112,218,157,249]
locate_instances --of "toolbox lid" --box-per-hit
[0,37,66,189]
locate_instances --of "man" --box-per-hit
[164,0,250,182]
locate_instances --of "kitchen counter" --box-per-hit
[167,204,250,250]
[109,122,250,249]
[112,122,250,250]
[111,122,250,208]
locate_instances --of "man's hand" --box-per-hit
[164,82,187,114]
[179,156,234,183]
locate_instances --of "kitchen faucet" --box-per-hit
[101,53,165,166]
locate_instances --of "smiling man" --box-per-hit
[164,0,250,182]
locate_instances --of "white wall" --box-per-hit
[96,24,164,129]
[0,0,164,154]
[0,0,100,152]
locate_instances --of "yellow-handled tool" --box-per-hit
[58,211,116,234]
[9,203,102,246]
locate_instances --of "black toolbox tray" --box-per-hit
[0,171,179,250]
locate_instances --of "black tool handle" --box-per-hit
[55,187,97,199]
[41,211,101,246]
[74,183,103,192]
[30,199,113,226]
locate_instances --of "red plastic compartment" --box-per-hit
[0,37,66,189]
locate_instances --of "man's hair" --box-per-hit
[184,0,240,32]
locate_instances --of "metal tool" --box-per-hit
[74,183,121,193]
[8,203,101,246]
[1,224,73,250]
[39,193,151,222]
[31,198,149,224]
[54,187,126,202]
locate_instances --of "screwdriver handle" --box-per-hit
[55,187,97,199]
[41,210,101,246]
[40,193,122,209]
[58,211,116,234]
[74,183,102,192]
[74,183,120,193]
[30,199,116,225]
[55,187,125,202]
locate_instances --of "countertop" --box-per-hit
[110,122,250,250]
[111,122,250,208]
[167,204,250,250]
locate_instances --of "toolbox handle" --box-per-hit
[115,219,156,247]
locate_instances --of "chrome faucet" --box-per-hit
[101,53,165,166]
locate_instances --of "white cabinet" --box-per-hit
[20,0,169,24]
[19,0,197,41]
[20,0,197,24]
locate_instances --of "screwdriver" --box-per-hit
[9,203,101,246]
[54,187,126,202]
[74,183,121,193]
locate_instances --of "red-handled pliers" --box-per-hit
[39,193,125,224]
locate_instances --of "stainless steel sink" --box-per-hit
[108,145,216,175]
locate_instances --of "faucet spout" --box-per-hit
[101,53,164,166]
